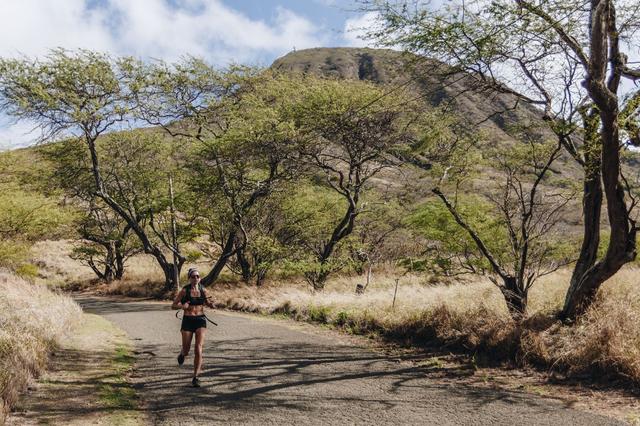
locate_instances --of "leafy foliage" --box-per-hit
[0,171,75,269]
[408,195,504,275]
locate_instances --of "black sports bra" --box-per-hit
[181,284,206,306]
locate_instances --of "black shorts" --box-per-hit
[181,315,206,332]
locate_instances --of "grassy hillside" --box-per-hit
[0,145,77,275]
[273,48,558,146]
[273,48,589,231]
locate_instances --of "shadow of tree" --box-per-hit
[61,296,623,425]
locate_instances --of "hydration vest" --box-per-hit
[181,283,207,306]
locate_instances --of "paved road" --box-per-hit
[77,296,623,426]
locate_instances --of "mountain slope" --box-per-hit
[272,47,586,232]
[272,47,555,147]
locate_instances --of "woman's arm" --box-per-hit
[202,287,214,309]
[171,289,187,310]
[205,296,215,309]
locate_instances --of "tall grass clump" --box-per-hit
[0,270,81,422]
[529,270,640,383]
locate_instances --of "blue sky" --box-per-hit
[0,0,377,149]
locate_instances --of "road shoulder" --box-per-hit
[221,309,640,424]
[6,312,146,426]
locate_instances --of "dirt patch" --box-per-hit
[6,313,146,425]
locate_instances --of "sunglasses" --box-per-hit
[190,275,200,278]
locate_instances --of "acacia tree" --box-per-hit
[224,192,302,286]
[71,201,140,282]
[366,0,640,319]
[187,115,303,287]
[0,50,193,292]
[134,64,305,286]
[98,130,199,290]
[193,189,301,286]
[288,78,429,290]
[435,139,574,319]
[44,139,142,283]
[50,130,194,288]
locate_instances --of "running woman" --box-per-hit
[171,268,215,387]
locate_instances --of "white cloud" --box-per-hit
[0,0,327,63]
[0,120,42,152]
[104,0,326,62]
[0,0,328,149]
[343,12,380,48]
[0,0,116,58]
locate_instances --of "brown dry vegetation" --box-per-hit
[206,269,640,387]
[0,269,81,423]
[34,239,640,389]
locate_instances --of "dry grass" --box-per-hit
[31,239,640,388]
[30,240,95,287]
[96,255,168,297]
[95,255,219,298]
[530,270,640,382]
[206,267,640,387]
[0,269,81,422]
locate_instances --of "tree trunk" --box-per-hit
[563,106,603,316]
[562,116,637,319]
[201,230,237,286]
[309,202,359,291]
[104,266,115,283]
[236,247,252,283]
[320,203,357,263]
[103,241,116,283]
[364,264,372,292]
[169,174,180,293]
[500,276,527,321]
[306,267,331,291]
[561,2,637,320]
[87,258,106,281]
[161,261,184,294]
[256,268,267,287]
[563,170,603,317]
[114,241,125,280]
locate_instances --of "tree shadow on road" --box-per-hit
[131,337,615,425]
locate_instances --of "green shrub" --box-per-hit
[334,310,350,326]
[15,263,39,279]
[0,240,30,269]
[307,305,331,324]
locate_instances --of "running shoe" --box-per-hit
[192,377,201,388]
[177,353,185,365]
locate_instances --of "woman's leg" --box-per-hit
[193,327,206,377]
[181,330,193,356]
